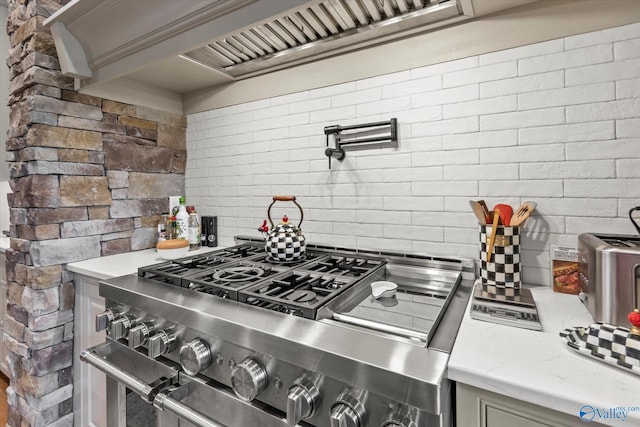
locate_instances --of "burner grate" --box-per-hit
[303,255,385,277]
[238,271,354,319]
[185,262,288,300]
[138,255,230,286]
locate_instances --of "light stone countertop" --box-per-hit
[448,286,640,426]
[0,237,9,253]
[66,245,221,280]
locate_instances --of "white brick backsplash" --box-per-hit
[412,211,475,227]
[412,84,478,108]
[445,227,481,245]
[384,224,443,241]
[186,23,640,286]
[565,179,640,198]
[271,91,309,106]
[310,82,355,98]
[270,112,309,129]
[519,44,613,76]
[357,210,411,225]
[444,164,519,181]
[443,130,517,150]
[566,57,640,86]
[382,75,441,100]
[443,61,517,88]
[357,182,411,197]
[332,88,381,108]
[356,153,411,170]
[310,105,355,124]
[521,160,615,179]
[411,181,477,196]
[566,216,638,235]
[615,38,640,60]
[383,196,444,211]
[356,70,411,90]
[443,95,517,119]
[478,180,563,197]
[413,116,479,137]
[565,22,640,50]
[411,56,478,79]
[617,159,640,177]
[567,99,640,123]
[518,82,614,110]
[334,222,383,237]
[397,105,442,125]
[356,96,411,117]
[565,139,639,160]
[412,149,478,167]
[253,104,288,121]
[480,144,564,164]
[617,118,640,137]
[480,39,564,66]
[481,107,565,131]
[617,78,640,99]
[519,121,614,145]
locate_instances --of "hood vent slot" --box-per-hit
[183,0,462,78]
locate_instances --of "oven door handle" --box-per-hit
[154,392,224,427]
[80,349,157,402]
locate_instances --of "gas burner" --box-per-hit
[138,255,230,286]
[238,271,355,319]
[185,261,288,300]
[303,255,386,277]
[212,266,265,282]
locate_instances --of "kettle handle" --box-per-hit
[267,196,304,229]
[630,206,640,234]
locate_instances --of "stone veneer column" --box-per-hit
[5,0,187,425]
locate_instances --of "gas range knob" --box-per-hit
[230,357,267,402]
[287,377,320,425]
[95,308,120,332]
[128,322,156,349]
[330,390,366,427]
[382,404,417,427]
[148,330,177,359]
[109,315,137,340]
[179,338,212,375]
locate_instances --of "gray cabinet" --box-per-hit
[456,383,606,427]
[73,274,106,427]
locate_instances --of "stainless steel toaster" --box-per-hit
[577,233,640,327]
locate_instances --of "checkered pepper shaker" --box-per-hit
[479,225,521,296]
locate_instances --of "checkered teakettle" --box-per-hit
[258,196,306,262]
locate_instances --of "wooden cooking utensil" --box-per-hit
[486,208,500,262]
[478,200,491,224]
[469,200,487,225]
[511,201,537,226]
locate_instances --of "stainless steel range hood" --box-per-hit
[181,0,463,79]
[44,0,541,102]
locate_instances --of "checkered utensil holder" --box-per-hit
[560,323,640,376]
[480,225,521,295]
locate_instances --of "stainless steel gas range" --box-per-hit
[80,236,475,427]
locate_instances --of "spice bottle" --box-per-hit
[175,197,189,240]
[187,206,200,250]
